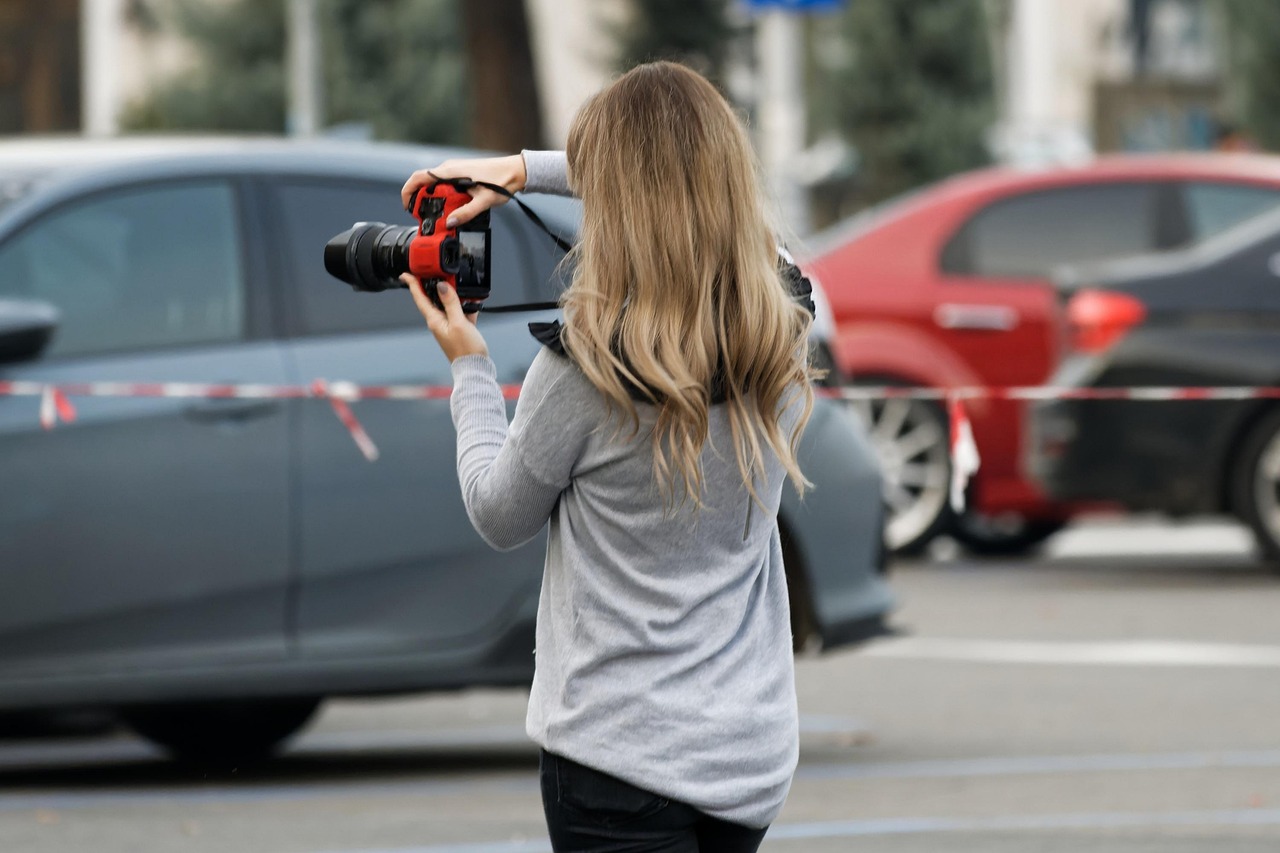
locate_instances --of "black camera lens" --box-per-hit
[324,221,417,292]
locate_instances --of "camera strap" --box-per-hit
[424,176,817,324]
[426,174,570,314]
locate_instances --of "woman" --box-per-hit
[400,62,815,853]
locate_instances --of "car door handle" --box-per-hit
[934,303,1020,332]
[183,398,282,424]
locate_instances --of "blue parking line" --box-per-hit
[795,747,1280,782]
[1,747,1278,813]
[306,808,1280,853]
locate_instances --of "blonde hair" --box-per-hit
[561,62,816,508]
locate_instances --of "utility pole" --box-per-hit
[1004,0,1056,164]
[287,0,323,136]
[755,9,810,236]
[82,0,124,136]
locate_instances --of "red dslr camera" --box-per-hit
[323,180,491,311]
[407,183,491,309]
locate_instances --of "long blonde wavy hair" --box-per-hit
[560,62,816,508]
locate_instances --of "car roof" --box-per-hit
[932,152,1280,200]
[0,135,477,174]
[0,135,483,210]
[806,152,1280,258]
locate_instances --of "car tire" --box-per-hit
[1231,407,1280,568]
[951,513,1066,557]
[845,393,953,555]
[121,697,322,766]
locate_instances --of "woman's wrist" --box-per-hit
[507,153,529,193]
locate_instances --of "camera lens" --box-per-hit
[324,222,417,292]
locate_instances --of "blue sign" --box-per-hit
[742,0,845,10]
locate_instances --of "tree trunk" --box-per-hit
[461,0,544,151]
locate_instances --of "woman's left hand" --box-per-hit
[402,273,489,362]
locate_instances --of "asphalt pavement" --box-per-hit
[2,518,1279,852]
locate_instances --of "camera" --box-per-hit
[323,183,491,308]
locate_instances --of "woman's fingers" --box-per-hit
[433,276,469,325]
[402,272,490,361]
[401,164,456,211]
[401,155,525,218]
[446,194,495,228]
[402,273,444,329]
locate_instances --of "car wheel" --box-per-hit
[846,395,952,554]
[1232,407,1280,568]
[951,512,1066,557]
[121,697,322,766]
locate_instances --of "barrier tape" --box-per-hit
[7,380,1280,512]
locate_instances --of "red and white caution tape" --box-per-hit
[830,386,1280,402]
[5,380,1280,494]
[946,394,981,513]
[38,385,76,431]
[310,380,380,462]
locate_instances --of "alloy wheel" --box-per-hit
[846,397,951,552]
[1252,428,1280,551]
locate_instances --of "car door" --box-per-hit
[265,176,554,661]
[934,182,1168,508]
[0,178,291,688]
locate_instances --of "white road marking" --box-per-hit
[1045,518,1255,558]
[863,637,1280,667]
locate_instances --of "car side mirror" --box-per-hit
[0,299,59,364]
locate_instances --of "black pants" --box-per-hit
[540,750,770,853]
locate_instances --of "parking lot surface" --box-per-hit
[2,519,1279,853]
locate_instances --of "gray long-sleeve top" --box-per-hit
[445,150,798,828]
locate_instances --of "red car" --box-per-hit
[810,154,1280,554]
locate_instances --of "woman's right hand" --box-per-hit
[400,154,528,228]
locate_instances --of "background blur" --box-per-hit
[6,0,1279,228]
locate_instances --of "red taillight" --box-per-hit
[1067,289,1146,354]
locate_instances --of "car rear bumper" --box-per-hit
[1028,395,1238,515]
[783,396,896,652]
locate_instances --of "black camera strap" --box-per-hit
[424,175,816,323]
[426,174,570,314]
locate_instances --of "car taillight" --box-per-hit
[1067,289,1146,354]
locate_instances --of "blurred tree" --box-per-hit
[809,0,995,209]
[122,0,470,146]
[1219,0,1280,151]
[461,0,544,150]
[323,0,467,144]
[121,0,287,132]
[616,0,733,83]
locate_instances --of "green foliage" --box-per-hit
[323,0,466,144]
[616,0,733,82]
[122,0,286,132]
[122,0,466,145]
[1219,0,1280,150]
[811,0,995,207]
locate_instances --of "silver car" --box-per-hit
[0,138,893,763]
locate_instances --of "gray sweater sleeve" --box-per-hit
[520,150,573,196]
[449,349,594,551]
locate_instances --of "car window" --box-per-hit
[276,180,426,336]
[0,181,244,357]
[509,194,578,305]
[277,180,576,332]
[942,183,1159,278]
[1184,182,1280,240]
